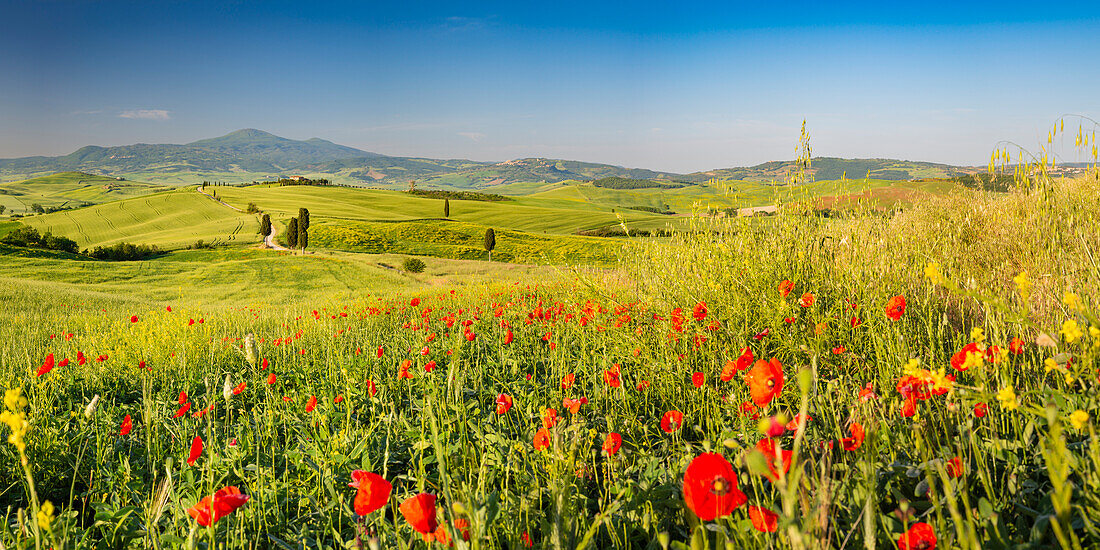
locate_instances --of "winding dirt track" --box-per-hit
[196,186,288,251]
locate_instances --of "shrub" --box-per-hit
[403,257,426,273]
[86,242,163,261]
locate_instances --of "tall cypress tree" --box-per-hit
[298,208,310,230]
[484,228,496,262]
[286,217,299,248]
[298,222,308,252]
[444,199,450,218]
[259,214,272,237]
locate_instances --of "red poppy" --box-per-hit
[368,379,378,397]
[453,518,471,541]
[376,345,384,358]
[1008,337,1025,355]
[187,486,249,527]
[692,372,705,388]
[119,414,132,436]
[232,383,246,395]
[850,316,863,327]
[262,358,269,369]
[692,301,707,321]
[495,394,513,414]
[400,493,438,535]
[798,292,814,307]
[778,280,794,298]
[682,453,747,521]
[130,315,139,323]
[950,343,982,371]
[603,364,622,388]
[561,373,575,389]
[748,506,779,532]
[858,383,878,401]
[841,422,865,451]
[900,394,917,417]
[885,295,906,321]
[744,358,784,407]
[173,402,191,418]
[187,436,203,466]
[785,414,812,432]
[334,394,344,404]
[542,408,558,429]
[411,297,421,307]
[661,410,684,433]
[266,373,277,385]
[636,380,651,391]
[305,395,317,412]
[720,347,754,381]
[763,416,786,437]
[503,329,514,345]
[945,456,963,478]
[755,439,793,481]
[897,522,937,550]
[973,402,988,418]
[832,346,847,355]
[178,391,188,404]
[36,353,55,377]
[424,360,436,373]
[522,531,534,547]
[602,432,622,454]
[348,470,392,516]
[563,397,588,414]
[753,328,770,340]
[533,427,551,450]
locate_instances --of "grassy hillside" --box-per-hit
[0,172,166,214]
[213,185,674,234]
[685,157,971,182]
[18,188,260,250]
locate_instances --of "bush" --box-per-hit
[0,226,79,253]
[246,202,260,213]
[188,239,215,250]
[403,257,426,273]
[86,242,163,261]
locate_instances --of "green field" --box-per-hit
[19,188,260,250]
[0,172,167,215]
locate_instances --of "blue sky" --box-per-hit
[1,0,1098,172]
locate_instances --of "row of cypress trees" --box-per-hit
[258,208,310,251]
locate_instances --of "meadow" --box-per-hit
[1,140,1099,550]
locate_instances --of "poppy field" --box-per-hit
[2,165,1100,549]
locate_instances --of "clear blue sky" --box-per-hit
[1,0,1098,172]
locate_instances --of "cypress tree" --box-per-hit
[286,217,299,248]
[259,214,272,237]
[484,228,496,262]
[298,222,308,251]
[298,208,310,230]
[444,199,450,218]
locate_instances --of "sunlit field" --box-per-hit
[3,131,1100,549]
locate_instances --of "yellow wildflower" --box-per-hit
[970,327,986,343]
[902,358,922,377]
[996,386,1019,411]
[1044,358,1059,373]
[1014,271,1031,301]
[1069,410,1090,430]
[1061,319,1084,343]
[929,369,953,393]
[1063,292,1082,312]
[924,262,944,285]
[37,500,54,531]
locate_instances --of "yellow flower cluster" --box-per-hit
[1,388,29,454]
[37,500,54,531]
[1061,319,1084,344]
[924,262,944,285]
[1014,271,1031,301]
[1069,410,1090,431]
[996,386,1019,411]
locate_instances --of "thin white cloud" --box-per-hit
[458,132,485,142]
[119,109,171,121]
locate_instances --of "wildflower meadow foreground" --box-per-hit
[3,171,1100,549]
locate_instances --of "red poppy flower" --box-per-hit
[832,346,847,355]
[119,414,132,436]
[692,301,708,321]
[503,329,514,345]
[602,432,622,455]
[682,453,747,521]
[411,297,421,307]
[950,343,982,371]
[900,395,917,417]
[858,383,878,401]
[453,518,471,541]
[661,410,684,433]
[36,353,55,377]
[636,380,651,391]
[130,315,139,323]
[368,379,378,396]
[753,328,770,340]
[495,393,513,414]
[262,358,269,369]
[1008,337,1025,355]
[173,402,191,418]
[266,373,277,385]
[305,395,317,412]
[424,360,436,373]
[744,358,784,407]
[542,408,558,429]
[763,416,786,437]
[603,364,622,388]
[755,439,793,481]
[778,280,794,298]
[748,506,779,532]
[885,295,906,321]
[945,456,963,478]
[561,373,575,389]
[798,292,814,308]
[187,436,203,466]
[400,493,438,535]
[692,372,705,388]
[563,397,587,414]
[841,422,865,451]
[187,486,249,527]
[973,402,988,418]
[720,347,754,381]
[232,383,246,395]
[897,522,937,550]
[850,316,863,327]
[334,394,344,404]
[522,531,533,547]
[377,345,384,358]
[533,427,551,451]
[348,470,392,516]
[178,391,188,405]
[785,414,812,432]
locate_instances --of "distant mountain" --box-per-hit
[0,130,973,188]
[684,157,970,182]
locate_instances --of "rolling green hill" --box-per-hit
[684,157,971,182]
[19,189,260,250]
[0,172,166,214]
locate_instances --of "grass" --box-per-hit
[0,172,166,215]
[1,160,1098,548]
[18,188,261,250]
